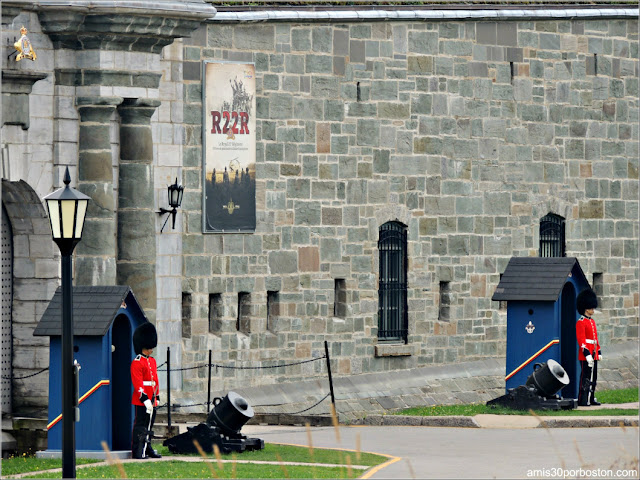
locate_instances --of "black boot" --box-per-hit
[132,441,146,459]
[146,445,162,458]
[590,398,601,406]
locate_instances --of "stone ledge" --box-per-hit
[375,343,414,357]
[350,415,479,428]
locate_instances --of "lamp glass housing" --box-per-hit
[43,167,90,247]
[47,199,62,238]
[168,179,184,209]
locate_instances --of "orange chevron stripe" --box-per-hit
[47,380,110,430]
[505,339,560,381]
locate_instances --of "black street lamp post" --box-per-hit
[43,167,90,479]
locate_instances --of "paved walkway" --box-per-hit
[242,423,640,479]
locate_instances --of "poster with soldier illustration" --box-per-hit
[203,61,256,233]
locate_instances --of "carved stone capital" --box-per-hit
[118,98,162,125]
[2,70,48,130]
[76,96,123,122]
[37,1,216,53]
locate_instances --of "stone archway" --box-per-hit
[1,179,59,415]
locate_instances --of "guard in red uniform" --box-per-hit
[576,289,602,406]
[131,322,162,459]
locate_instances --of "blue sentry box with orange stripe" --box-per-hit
[492,258,591,400]
[34,286,149,453]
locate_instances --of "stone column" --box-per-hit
[117,98,161,322]
[75,96,122,286]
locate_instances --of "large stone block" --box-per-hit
[269,251,298,274]
[117,211,156,262]
[408,31,438,54]
[234,25,275,51]
[294,201,321,225]
[118,163,153,207]
[357,119,380,146]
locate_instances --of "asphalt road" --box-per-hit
[242,424,639,479]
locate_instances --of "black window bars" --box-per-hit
[377,221,408,343]
[540,213,566,257]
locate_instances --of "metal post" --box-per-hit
[207,349,212,413]
[61,253,75,479]
[324,341,335,408]
[167,346,171,430]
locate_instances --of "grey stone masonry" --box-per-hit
[117,98,161,323]
[1,180,59,415]
[74,96,122,287]
[175,15,638,402]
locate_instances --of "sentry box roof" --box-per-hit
[492,257,587,302]
[34,286,147,337]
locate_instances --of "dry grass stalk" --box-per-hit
[213,443,224,471]
[330,403,341,443]
[346,454,352,478]
[231,452,238,479]
[275,452,290,479]
[193,439,218,478]
[305,422,314,456]
[356,432,361,462]
[305,422,317,478]
[406,458,416,479]
[100,440,127,479]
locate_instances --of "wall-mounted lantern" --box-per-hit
[157,178,184,232]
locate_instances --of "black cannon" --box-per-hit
[487,360,577,411]
[163,391,265,454]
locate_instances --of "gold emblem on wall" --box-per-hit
[15,26,36,61]
[223,199,240,215]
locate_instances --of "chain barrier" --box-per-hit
[1,367,49,380]
[157,355,325,373]
[155,392,331,416]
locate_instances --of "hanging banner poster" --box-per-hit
[203,61,256,233]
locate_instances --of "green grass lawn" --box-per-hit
[0,456,102,477]
[158,442,385,466]
[2,443,389,479]
[596,387,638,404]
[395,387,639,417]
[21,462,365,479]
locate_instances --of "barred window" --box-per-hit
[539,213,565,257]
[377,221,408,343]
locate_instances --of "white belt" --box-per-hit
[585,339,596,344]
[143,381,156,386]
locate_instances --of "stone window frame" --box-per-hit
[333,279,347,319]
[438,281,451,321]
[181,292,192,339]
[266,290,279,333]
[208,293,223,335]
[237,292,251,334]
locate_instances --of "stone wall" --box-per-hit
[174,15,638,403]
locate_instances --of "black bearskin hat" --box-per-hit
[577,288,598,315]
[133,322,157,355]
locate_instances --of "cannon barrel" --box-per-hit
[525,359,569,397]
[206,391,255,436]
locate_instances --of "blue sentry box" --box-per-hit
[493,258,592,400]
[34,286,149,452]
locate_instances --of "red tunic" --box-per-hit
[131,354,159,407]
[576,315,601,361]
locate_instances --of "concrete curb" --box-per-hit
[344,414,638,429]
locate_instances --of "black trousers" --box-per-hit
[578,360,598,405]
[131,405,156,457]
